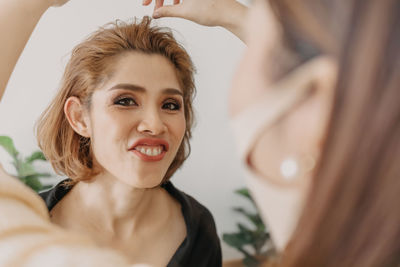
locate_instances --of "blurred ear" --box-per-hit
[248,56,338,182]
[64,97,91,138]
[308,56,338,151]
[314,57,338,99]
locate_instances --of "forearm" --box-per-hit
[219,0,248,43]
[0,166,133,267]
[0,0,51,101]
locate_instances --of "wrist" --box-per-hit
[15,0,52,15]
[37,0,53,11]
[219,0,248,41]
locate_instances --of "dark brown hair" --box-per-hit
[36,16,195,184]
[266,0,400,266]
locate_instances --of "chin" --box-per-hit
[122,173,164,189]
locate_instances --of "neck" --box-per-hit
[70,173,168,240]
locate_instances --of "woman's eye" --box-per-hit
[162,101,181,111]
[114,97,137,106]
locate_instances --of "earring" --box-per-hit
[280,154,316,181]
[280,157,299,180]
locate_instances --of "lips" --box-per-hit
[129,138,169,162]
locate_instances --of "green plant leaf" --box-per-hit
[233,207,264,227]
[235,188,252,200]
[237,223,269,254]
[223,232,254,248]
[24,173,51,180]
[223,187,273,261]
[26,151,46,163]
[243,255,260,267]
[253,231,270,254]
[237,223,253,232]
[23,176,43,192]
[17,162,37,178]
[0,136,18,158]
[237,223,257,244]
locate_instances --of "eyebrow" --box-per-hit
[109,83,183,97]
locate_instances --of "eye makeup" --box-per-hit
[113,95,138,107]
[162,98,182,111]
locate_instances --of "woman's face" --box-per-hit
[231,0,336,250]
[80,52,186,188]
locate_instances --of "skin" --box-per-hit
[143,0,248,42]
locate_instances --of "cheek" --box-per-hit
[89,107,131,155]
[173,114,186,142]
[165,112,186,151]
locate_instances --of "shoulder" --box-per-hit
[163,181,217,229]
[163,182,222,266]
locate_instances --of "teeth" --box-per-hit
[135,146,163,157]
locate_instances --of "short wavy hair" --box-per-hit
[36,16,195,184]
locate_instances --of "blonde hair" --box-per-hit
[36,17,195,184]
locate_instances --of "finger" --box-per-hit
[173,0,180,4]
[142,0,152,6]
[155,0,165,10]
[51,0,70,7]
[153,4,184,19]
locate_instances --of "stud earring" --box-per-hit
[280,154,316,181]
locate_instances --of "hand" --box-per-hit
[49,0,71,7]
[143,0,234,27]
[143,0,248,41]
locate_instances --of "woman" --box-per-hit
[150,0,400,266]
[0,0,221,266]
[1,0,399,266]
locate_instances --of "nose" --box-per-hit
[136,107,167,136]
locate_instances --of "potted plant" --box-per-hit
[223,188,277,267]
[0,135,54,192]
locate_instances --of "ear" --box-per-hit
[64,96,91,138]
[309,56,338,151]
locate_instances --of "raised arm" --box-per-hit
[0,0,69,101]
[143,0,248,42]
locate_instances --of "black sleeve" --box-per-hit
[165,182,222,267]
[38,178,72,211]
[191,207,222,267]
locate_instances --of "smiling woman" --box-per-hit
[30,16,221,266]
[59,51,186,189]
[36,18,195,186]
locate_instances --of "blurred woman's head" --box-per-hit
[37,17,196,188]
[233,0,400,265]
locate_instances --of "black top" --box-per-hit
[39,179,222,267]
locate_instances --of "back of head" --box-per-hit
[36,16,195,184]
[266,0,400,266]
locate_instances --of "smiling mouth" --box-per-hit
[129,138,169,162]
[134,145,165,157]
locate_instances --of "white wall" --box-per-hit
[0,0,252,260]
